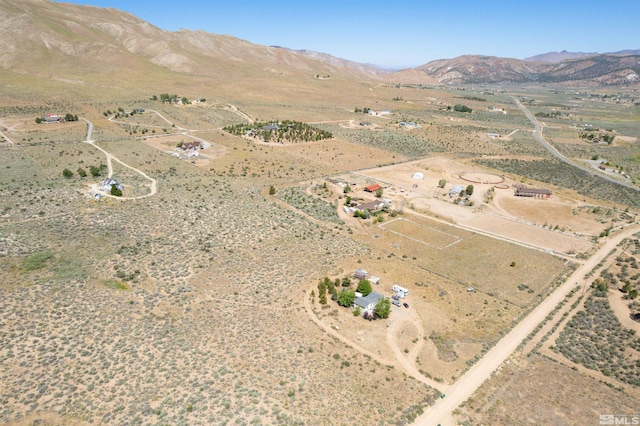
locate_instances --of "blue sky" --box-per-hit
[59,0,639,68]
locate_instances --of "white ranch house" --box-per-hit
[353,291,384,315]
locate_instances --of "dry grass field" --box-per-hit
[453,354,640,425]
[1,83,639,426]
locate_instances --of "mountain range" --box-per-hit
[523,49,640,63]
[1,0,638,99]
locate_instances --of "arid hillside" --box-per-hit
[0,0,397,101]
[416,54,640,85]
[1,0,638,102]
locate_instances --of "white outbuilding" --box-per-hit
[412,172,424,180]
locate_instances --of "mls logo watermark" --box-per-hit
[600,414,640,425]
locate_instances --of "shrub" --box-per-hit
[23,250,54,271]
[454,104,472,113]
[103,280,129,290]
[110,184,122,197]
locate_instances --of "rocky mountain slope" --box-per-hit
[524,49,640,63]
[416,54,640,86]
[0,0,637,93]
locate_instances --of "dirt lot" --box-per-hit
[356,156,601,255]
[454,354,640,425]
[141,133,227,168]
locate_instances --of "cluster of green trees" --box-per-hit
[223,120,332,143]
[535,111,562,118]
[110,184,122,197]
[453,104,472,113]
[461,96,486,102]
[62,164,107,179]
[317,276,344,304]
[452,184,475,206]
[148,93,199,104]
[580,132,615,144]
[103,107,131,119]
[316,276,390,319]
[353,107,371,114]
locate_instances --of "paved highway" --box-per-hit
[511,96,638,192]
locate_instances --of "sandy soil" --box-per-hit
[609,287,640,334]
[414,224,640,426]
[614,135,638,145]
[357,156,601,255]
[141,134,227,168]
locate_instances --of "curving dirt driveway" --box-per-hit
[609,285,640,334]
[302,287,393,368]
[82,118,157,200]
[302,285,450,395]
[386,309,448,391]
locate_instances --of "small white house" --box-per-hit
[412,172,424,180]
[101,178,123,192]
[353,292,384,315]
[449,185,463,197]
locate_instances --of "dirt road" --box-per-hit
[512,96,637,192]
[225,104,253,123]
[386,310,448,391]
[413,224,639,426]
[81,118,157,200]
[0,128,15,146]
[302,286,447,392]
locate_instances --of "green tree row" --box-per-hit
[62,164,107,179]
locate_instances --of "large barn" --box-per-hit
[514,187,552,198]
